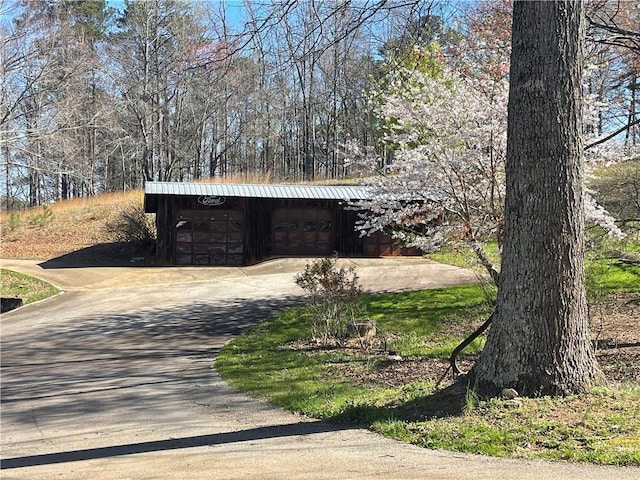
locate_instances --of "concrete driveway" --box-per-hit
[1,257,637,480]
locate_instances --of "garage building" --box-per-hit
[144,182,419,265]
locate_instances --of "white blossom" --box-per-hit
[346,57,628,259]
[349,64,508,255]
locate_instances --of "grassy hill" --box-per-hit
[1,190,148,263]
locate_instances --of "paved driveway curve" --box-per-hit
[1,258,637,480]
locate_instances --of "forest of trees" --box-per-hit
[1,0,638,208]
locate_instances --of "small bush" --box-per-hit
[294,256,365,345]
[28,205,53,227]
[105,203,156,248]
[5,211,21,232]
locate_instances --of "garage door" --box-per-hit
[175,209,244,265]
[272,208,332,256]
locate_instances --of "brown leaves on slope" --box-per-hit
[1,191,144,261]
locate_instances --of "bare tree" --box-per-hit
[1,0,115,205]
[473,0,601,397]
[1,1,56,206]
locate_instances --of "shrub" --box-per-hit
[105,203,156,248]
[28,205,53,227]
[294,256,365,345]
[5,211,21,232]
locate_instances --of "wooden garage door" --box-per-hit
[363,231,422,257]
[273,208,332,256]
[175,210,244,265]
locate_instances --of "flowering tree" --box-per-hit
[347,48,508,281]
[347,4,628,282]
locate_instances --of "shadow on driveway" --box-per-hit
[1,294,302,434]
[1,420,346,469]
[37,243,153,268]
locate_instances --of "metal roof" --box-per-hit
[144,181,372,200]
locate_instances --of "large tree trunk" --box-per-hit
[473,0,601,397]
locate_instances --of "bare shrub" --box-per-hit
[105,203,156,248]
[294,256,366,345]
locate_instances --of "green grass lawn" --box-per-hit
[426,242,501,272]
[217,261,640,465]
[1,269,60,305]
[586,257,640,297]
[218,285,492,417]
[428,241,640,299]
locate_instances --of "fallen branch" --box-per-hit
[449,313,494,375]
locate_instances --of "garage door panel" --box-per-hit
[272,208,333,256]
[174,209,244,265]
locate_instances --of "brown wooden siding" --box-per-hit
[149,195,420,265]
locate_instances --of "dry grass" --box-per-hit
[190,173,361,186]
[1,190,144,260]
[191,173,276,184]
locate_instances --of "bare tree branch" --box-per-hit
[586,117,640,150]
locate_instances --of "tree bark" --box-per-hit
[473,0,601,397]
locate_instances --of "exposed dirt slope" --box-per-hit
[1,191,146,263]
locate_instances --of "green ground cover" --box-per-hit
[1,269,60,305]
